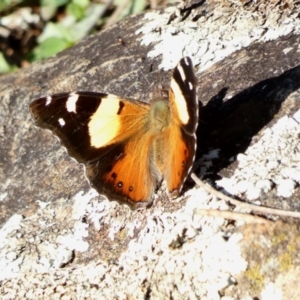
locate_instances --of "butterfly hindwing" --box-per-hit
[85,132,158,207]
[159,123,196,197]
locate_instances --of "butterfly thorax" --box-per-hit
[149,98,173,181]
[150,98,171,133]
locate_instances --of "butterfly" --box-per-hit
[29,57,199,209]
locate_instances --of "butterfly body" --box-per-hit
[30,57,198,208]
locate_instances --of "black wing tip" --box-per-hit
[180,56,193,66]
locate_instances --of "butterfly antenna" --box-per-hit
[118,38,151,87]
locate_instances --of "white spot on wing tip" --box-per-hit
[46,96,52,106]
[66,93,79,113]
[184,57,189,65]
[178,65,186,81]
[58,118,65,127]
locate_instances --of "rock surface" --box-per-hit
[1,1,300,299]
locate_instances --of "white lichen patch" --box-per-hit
[56,222,89,252]
[36,243,74,270]
[0,215,23,280]
[261,282,282,300]
[217,108,300,201]
[0,190,99,280]
[76,187,247,299]
[0,192,8,202]
[116,217,246,299]
[0,183,248,298]
[136,4,300,71]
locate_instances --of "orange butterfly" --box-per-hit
[30,57,198,208]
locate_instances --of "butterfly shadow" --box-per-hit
[195,64,300,180]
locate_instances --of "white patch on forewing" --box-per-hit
[66,93,79,113]
[184,57,190,65]
[58,118,65,127]
[88,95,121,148]
[177,65,186,81]
[170,78,189,125]
[188,82,193,90]
[46,96,52,106]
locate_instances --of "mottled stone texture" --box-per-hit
[1,1,300,299]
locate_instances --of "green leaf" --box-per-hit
[113,0,146,21]
[40,0,70,20]
[40,0,70,7]
[67,2,86,20]
[113,0,130,20]
[0,52,15,74]
[37,22,74,43]
[0,0,22,13]
[73,0,89,8]
[69,4,104,41]
[32,37,72,60]
[130,0,147,14]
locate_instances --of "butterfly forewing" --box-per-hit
[163,57,198,195]
[30,92,150,163]
[169,57,198,134]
